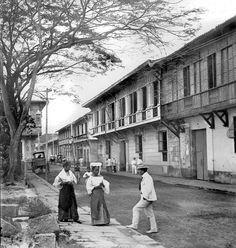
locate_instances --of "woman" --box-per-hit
[86,163,110,225]
[53,161,81,223]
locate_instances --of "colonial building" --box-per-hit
[158,15,236,184]
[72,112,99,167]
[0,90,46,162]
[57,112,98,165]
[21,97,46,161]
[82,60,161,171]
[82,15,236,184]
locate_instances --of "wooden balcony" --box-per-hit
[92,105,160,135]
[161,81,236,119]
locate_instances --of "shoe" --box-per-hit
[126,224,137,230]
[146,228,159,234]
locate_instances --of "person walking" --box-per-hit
[131,157,137,174]
[126,164,158,234]
[86,162,110,226]
[53,161,82,223]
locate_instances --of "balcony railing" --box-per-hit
[161,81,236,118]
[92,105,160,135]
[108,121,115,130]
[129,113,136,124]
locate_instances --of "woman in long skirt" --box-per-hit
[53,161,81,223]
[86,163,110,225]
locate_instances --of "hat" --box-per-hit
[137,164,149,170]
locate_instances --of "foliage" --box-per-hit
[0,0,204,183]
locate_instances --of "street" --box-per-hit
[42,168,236,248]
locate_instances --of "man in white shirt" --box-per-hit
[131,157,137,174]
[126,164,158,234]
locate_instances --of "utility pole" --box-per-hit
[45,88,49,181]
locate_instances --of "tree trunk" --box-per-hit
[5,126,23,184]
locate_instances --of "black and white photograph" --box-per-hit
[1,0,236,247]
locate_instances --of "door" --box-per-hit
[120,141,126,171]
[192,129,208,180]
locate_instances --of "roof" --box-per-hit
[82,59,162,108]
[160,14,236,64]
[82,15,236,109]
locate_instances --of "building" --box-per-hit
[82,60,161,172]
[159,15,236,184]
[57,112,99,166]
[72,112,99,167]
[82,15,236,184]
[0,90,46,162]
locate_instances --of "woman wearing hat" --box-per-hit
[127,164,158,233]
[86,162,110,225]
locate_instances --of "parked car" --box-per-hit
[31,151,47,173]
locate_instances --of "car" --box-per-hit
[31,151,47,173]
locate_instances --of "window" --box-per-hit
[158,131,168,161]
[234,117,236,153]
[153,81,159,106]
[129,92,137,124]
[208,53,216,89]
[142,86,147,110]
[106,140,111,159]
[221,46,233,84]
[101,108,106,131]
[194,61,201,94]
[95,111,99,126]
[119,97,125,127]
[183,66,190,96]
[130,92,137,114]
[108,103,115,129]
[135,135,143,159]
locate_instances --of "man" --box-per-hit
[126,164,158,234]
[131,157,137,174]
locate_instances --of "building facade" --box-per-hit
[57,112,99,166]
[159,16,236,184]
[83,61,162,172]
[82,16,236,184]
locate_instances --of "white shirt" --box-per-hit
[86,175,110,195]
[53,169,77,190]
[140,172,157,201]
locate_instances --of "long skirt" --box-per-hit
[90,188,110,226]
[58,184,79,222]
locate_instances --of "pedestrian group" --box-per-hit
[53,157,159,234]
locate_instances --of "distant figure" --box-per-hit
[86,163,110,226]
[137,156,143,166]
[53,161,82,223]
[105,157,112,172]
[82,167,92,184]
[131,157,137,174]
[111,158,117,173]
[79,157,84,167]
[126,164,158,234]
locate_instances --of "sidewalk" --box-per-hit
[27,171,166,248]
[108,170,236,195]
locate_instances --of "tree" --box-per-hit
[0,0,203,183]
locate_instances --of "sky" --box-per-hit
[41,0,236,133]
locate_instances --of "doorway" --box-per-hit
[192,129,208,180]
[120,141,126,171]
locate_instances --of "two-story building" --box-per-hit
[82,15,236,184]
[57,112,99,165]
[72,112,99,167]
[158,15,236,184]
[82,60,162,172]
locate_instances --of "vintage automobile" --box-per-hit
[31,151,47,173]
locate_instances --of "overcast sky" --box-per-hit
[42,0,236,133]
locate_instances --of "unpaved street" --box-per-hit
[43,169,236,248]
